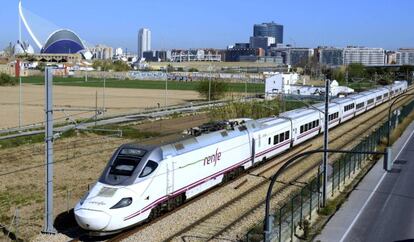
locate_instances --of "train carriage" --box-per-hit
[75,81,408,234]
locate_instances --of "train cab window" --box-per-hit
[285,131,290,139]
[110,148,146,176]
[273,135,279,145]
[139,160,158,178]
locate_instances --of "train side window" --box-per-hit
[285,131,290,139]
[300,126,304,133]
[139,160,158,178]
[317,120,319,126]
[268,137,271,145]
[305,124,308,131]
[273,135,278,145]
[280,133,285,142]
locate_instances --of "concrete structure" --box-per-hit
[264,73,283,99]
[319,47,343,66]
[170,49,222,62]
[138,28,151,59]
[253,22,284,44]
[396,48,414,65]
[29,53,82,63]
[343,47,385,66]
[316,121,414,242]
[13,40,34,55]
[90,44,113,60]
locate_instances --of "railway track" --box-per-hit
[104,89,414,242]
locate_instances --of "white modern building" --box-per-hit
[138,28,151,59]
[90,44,113,60]
[396,49,414,65]
[343,47,385,66]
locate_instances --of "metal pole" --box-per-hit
[43,67,56,234]
[103,71,106,117]
[19,61,22,128]
[95,90,98,126]
[165,77,168,107]
[322,79,329,207]
[208,65,212,104]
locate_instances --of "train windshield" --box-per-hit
[109,148,146,176]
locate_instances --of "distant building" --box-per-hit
[386,51,397,64]
[234,43,250,49]
[288,48,314,66]
[90,44,113,60]
[13,40,34,56]
[250,36,275,53]
[224,48,264,62]
[138,28,151,59]
[343,47,385,66]
[143,51,158,62]
[41,29,86,54]
[319,47,343,66]
[115,48,123,56]
[253,22,284,44]
[170,49,221,62]
[396,49,414,65]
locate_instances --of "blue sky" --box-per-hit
[1,0,413,52]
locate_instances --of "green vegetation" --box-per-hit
[0,73,17,86]
[208,99,311,120]
[196,80,229,100]
[20,76,265,93]
[0,130,76,150]
[88,124,159,139]
[92,60,131,72]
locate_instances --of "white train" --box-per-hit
[75,81,407,233]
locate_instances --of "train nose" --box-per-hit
[75,209,111,231]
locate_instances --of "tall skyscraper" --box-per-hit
[138,28,151,59]
[253,22,284,44]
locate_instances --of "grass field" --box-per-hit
[21,76,265,93]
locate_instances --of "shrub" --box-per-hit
[196,80,229,100]
[0,73,17,86]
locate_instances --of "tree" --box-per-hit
[347,63,366,80]
[196,80,229,100]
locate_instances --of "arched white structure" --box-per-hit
[18,0,42,49]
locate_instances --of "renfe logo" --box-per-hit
[203,148,222,166]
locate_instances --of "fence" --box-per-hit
[246,98,414,242]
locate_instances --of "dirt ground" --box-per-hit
[0,113,211,241]
[0,84,201,129]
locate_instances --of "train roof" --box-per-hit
[279,107,320,120]
[159,119,262,159]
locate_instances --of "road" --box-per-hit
[316,120,414,242]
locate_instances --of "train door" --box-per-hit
[251,138,256,166]
[166,158,175,195]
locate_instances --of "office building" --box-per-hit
[224,48,265,62]
[396,49,414,65]
[319,47,343,66]
[250,36,275,53]
[288,48,314,66]
[253,22,284,44]
[170,49,222,62]
[343,47,385,66]
[138,28,151,59]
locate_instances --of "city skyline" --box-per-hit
[1,0,413,52]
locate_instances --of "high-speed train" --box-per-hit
[74,81,407,233]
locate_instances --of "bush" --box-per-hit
[0,73,17,86]
[188,67,198,72]
[196,80,229,100]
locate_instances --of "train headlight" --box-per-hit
[110,197,133,209]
